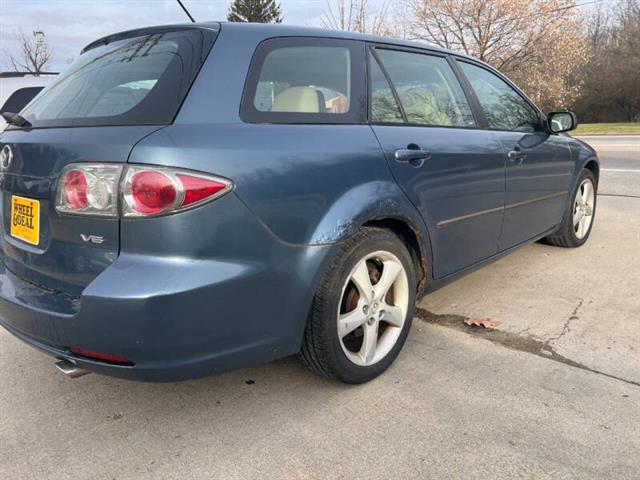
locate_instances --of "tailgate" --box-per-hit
[0,126,160,296]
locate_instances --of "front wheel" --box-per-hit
[544,169,597,248]
[300,227,416,384]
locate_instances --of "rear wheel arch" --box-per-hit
[362,217,430,296]
[305,181,432,294]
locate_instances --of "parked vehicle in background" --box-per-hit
[0,23,599,384]
[0,72,57,130]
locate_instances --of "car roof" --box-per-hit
[84,21,476,62]
[215,21,474,59]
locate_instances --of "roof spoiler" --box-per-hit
[81,22,220,54]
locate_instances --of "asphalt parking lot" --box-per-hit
[1,136,639,479]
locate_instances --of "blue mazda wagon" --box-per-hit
[0,22,599,383]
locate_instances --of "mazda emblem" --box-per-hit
[0,145,13,170]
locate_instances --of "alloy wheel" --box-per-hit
[337,251,410,367]
[573,178,595,239]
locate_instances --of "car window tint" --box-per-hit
[459,62,541,132]
[374,49,475,128]
[86,80,158,117]
[369,52,403,123]
[19,29,217,129]
[253,46,351,114]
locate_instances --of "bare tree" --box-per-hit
[587,3,612,53]
[320,0,393,35]
[406,0,589,110]
[6,30,53,75]
[574,0,640,121]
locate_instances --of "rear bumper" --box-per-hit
[0,237,331,382]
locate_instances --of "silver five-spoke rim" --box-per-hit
[337,251,409,367]
[574,178,595,239]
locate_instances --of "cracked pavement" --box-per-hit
[420,136,640,386]
[1,136,639,479]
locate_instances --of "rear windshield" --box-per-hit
[18,28,217,129]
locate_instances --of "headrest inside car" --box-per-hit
[271,87,325,113]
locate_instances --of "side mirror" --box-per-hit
[0,87,44,116]
[547,111,577,133]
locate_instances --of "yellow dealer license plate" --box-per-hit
[11,195,40,246]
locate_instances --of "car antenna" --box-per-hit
[176,0,196,22]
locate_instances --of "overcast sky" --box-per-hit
[0,0,609,72]
[0,0,355,71]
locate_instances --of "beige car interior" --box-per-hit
[271,86,326,113]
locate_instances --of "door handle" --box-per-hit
[394,148,431,165]
[507,149,527,164]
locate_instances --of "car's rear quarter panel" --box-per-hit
[129,123,424,246]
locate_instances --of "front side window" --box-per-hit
[373,49,475,128]
[458,62,542,132]
[242,38,365,124]
[19,28,217,129]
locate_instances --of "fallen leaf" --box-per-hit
[464,317,502,329]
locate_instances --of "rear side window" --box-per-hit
[369,52,403,124]
[373,49,475,128]
[458,61,542,132]
[19,28,217,129]
[241,38,366,124]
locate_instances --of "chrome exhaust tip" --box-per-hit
[55,359,90,378]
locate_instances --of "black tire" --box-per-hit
[300,227,417,384]
[544,169,597,248]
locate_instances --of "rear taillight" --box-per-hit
[122,166,231,217]
[177,173,229,207]
[56,164,232,218]
[62,170,88,209]
[129,170,177,215]
[57,164,122,216]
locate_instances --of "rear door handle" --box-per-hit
[394,148,431,165]
[507,149,527,162]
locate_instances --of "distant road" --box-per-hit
[574,135,639,170]
[574,134,639,148]
[574,135,640,197]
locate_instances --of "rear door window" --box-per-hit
[18,28,217,129]
[372,48,476,128]
[241,38,366,124]
[369,51,404,124]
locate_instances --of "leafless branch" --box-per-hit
[5,30,53,75]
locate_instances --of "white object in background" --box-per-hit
[0,74,57,131]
